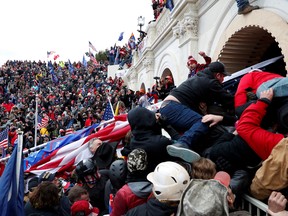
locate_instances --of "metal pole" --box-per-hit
[16,129,23,192]
[34,94,38,147]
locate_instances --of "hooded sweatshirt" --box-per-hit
[126,107,174,173]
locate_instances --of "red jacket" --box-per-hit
[234,71,282,108]
[48,111,56,121]
[110,184,150,216]
[237,99,283,160]
[1,102,15,113]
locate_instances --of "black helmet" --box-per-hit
[75,158,96,178]
[109,159,128,190]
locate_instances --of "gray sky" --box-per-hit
[0,0,154,65]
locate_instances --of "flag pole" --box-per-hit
[16,129,23,193]
[34,94,38,147]
[109,99,115,116]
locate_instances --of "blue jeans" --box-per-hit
[235,0,249,10]
[256,78,288,98]
[159,101,209,150]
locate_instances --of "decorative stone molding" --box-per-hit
[129,71,137,80]
[156,10,171,38]
[142,58,154,68]
[173,15,198,39]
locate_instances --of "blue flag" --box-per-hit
[166,0,174,11]
[23,124,98,171]
[68,59,75,74]
[0,144,24,216]
[102,100,114,121]
[82,55,87,68]
[118,32,124,41]
[47,61,59,84]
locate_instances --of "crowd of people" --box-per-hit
[3,56,284,216]
[106,45,133,70]
[2,1,288,215]
[0,57,175,155]
[0,59,131,154]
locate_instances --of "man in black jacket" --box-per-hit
[159,62,235,162]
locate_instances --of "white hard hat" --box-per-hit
[147,161,190,201]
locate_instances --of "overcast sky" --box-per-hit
[0,0,154,65]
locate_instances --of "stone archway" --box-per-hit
[161,68,175,85]
[213,9,288,76]
[161,68,173,80]
[140,82,146,92]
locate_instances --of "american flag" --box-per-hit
[25,115,130,176]
[37,114,49,129]
[65,120,75,135]
[65,128,74,135]
[102,100,115,121]
[89,41,97,52]
[47,51,55,58]
[89,50,98,65]
[0,127,9,149]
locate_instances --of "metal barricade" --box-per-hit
[242,194,268,216]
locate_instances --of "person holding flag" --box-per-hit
[128,33,136,50]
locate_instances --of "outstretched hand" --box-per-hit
[260,88,274,101]
[202,114,223,127]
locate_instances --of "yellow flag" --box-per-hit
[114,101,120,116]
[59,61,65,68]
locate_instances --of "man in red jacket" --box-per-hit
[237,88,288,200]
[187,51,211,78]
[234,70,283,116]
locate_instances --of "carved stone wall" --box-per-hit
[173,15,198,39]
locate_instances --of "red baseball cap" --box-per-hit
[214,171,231,188]
[71,200,99,216]
[187,58,197,66]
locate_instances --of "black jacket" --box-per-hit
[170,68,234,115]
[24,201,61,216]
[204,132,262,173]
[125,198,178,216]
[125,107,175,173]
